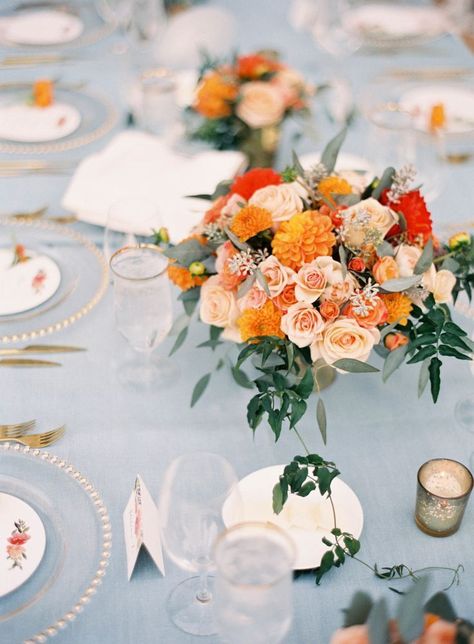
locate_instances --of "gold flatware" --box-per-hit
[0,54,73,67]
[49,214,78,224]
[385,67,474,81]
[0,345,86,356]
[0,420,36,439]
[0,358,61,367]
[0,425,66,449]
[10,206,48,221]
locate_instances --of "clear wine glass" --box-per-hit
[109,245,175,388]
[214,522,296,644]
[159,452,242,636]
[104,198,162,264]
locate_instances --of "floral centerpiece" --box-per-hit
[187,51,312,167]
[163,129,474,584]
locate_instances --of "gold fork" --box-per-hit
[0,419,36,438]
[0,425,65,449]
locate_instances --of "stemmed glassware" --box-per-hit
[214,522,295,644]
[109,244,175,388]
[159,452,242,636]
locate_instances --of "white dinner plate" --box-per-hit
[1,10,84,46]
[0,493,46,598]
[400,85,474,135]
[299,151,375,193]
[343,4,446,45]
[0,248,61,316]
[0,102,81,143]
[222,464,364,570]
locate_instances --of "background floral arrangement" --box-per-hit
[187,50,312,167]
[330,578,474,644]
[163,129,474,583]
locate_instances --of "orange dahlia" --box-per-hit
[230,168,281,201]
[231,205,273,241]
[317,176,352,206]
[194,72,238,119]
[381,189,433,244]
[168,264,208,291]
[236,54,280,80]
[237,300,284,342]
[380,292,413,326]
[272,210,336,271]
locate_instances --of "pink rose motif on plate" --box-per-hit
[7,519,30,570]
[32,269,47,293]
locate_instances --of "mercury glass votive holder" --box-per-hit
[415,459,473,537]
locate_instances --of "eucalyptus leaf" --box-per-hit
[191,373,211,407]
[367,598,390,644]
[292,149,305,176]
[338,244,347,278]
[333,358,379,373]
[343,592,373,627]
[414,238,433,275]
[376,241,395,258]
[418,358,431,398]
[441,257,460,272]
[237,272,257,298]
[380,319,403,340]
[272,482,284,515]
[383,345,408,382]
[424,593,457,623]
[396,576,429,642]
[169,326,188,356]
[321,127,347,173]
[164,239,210,265]
[255,268,271,297]
[372,167,395,200]
[316,398,327,445]
[224,226,251,252]
[381,275,422,292]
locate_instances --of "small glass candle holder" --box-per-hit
[415,459,473,537]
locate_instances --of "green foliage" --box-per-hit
[320,127,347,173]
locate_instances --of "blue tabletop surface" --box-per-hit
[1,1,474,642]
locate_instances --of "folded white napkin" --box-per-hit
[62,131,246,243]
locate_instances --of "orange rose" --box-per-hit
[215,241,245,290]
[348,257,366,272]
[319,300,340,321]
[385,332,409,351]
[274,283,298,312]
[373,256,399,284]
[345,295,388,329]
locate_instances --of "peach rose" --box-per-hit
[314,256,358,306]
[310,317,379,366]
[430,269,456,304]
[385,332,409,351]
[416,619,456,644]
[200,276,238,328]
[236,82,286,128]
[320,300,340,321]
[238,284,268,310]
[373,255,400,284]
[294,261,327,303]
[249,182,305,225]
[257,255,294,297]
[341,198,398,248]
[330,625,369,644]
[345,295,388,329]
[222,193,246,217]
[274,282,298,311]
[395,244,422,277]
[215,241,243,290]
[281,301,325,348]
[271,68,307,109]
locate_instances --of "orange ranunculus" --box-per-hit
[215,241,245,290]
[168,264,207,291]
[194,71,238,119]
[380,292,413,326]
[317,176,352,206]
[417,618,456,644]
[372,255,400,284]
[236,54,280,79]
[203,195,231,225]
[230,205,273,241]
[274,283,298,312]
[319,300,340,321]
[272,211,336,271]
[33,79,54,108]
[319,203,346,229]
[348,257,366,272]
[230,168,282,201]
[237,300,284,342]
[345,295,388,329]
[385,332,409,351]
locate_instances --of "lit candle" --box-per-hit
[415,459,473,537]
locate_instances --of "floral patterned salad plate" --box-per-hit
[0,492,46,598]
[0,247,61,316]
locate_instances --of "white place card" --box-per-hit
[123,475,165,580]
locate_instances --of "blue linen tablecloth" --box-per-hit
[1,2,474,642]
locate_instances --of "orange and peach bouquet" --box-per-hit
[166,129,473,445]
[187,51,311,166]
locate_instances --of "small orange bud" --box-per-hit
[385,332,409,352]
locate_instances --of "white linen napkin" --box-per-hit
[62,131,246,243]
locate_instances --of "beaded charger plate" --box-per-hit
[0,218,108,344]
[0,443,112,643]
